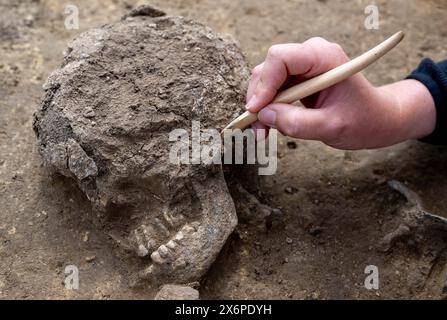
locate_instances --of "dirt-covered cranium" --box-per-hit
[33,6,252,284]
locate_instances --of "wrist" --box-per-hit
[379,79,436,142]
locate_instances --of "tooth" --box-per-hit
[166,240,176,250]
[151,251,165,264]
[163,211,174,227]
[147,239,156,251]
[190,221,200,230]
[158,244,170,258]
[182,225,195,233]
[137,244,149,257]
[175,231,184,241]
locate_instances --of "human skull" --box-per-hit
[33,6,252,284]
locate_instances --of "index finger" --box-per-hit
[246,38,348,113]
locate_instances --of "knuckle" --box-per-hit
[329,42,343,53]
[267,44,282,59]
[306,37,330,46]
[251,65,262,77]
[330,42,348,60]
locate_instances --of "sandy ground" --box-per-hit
[1,0,447,299]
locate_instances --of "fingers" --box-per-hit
[246,38,349,113]
[258,103,345,142]
[246,63,263,103]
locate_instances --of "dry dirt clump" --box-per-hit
[33,5,253,285]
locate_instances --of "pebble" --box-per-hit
[24,14,34,27]
[7,227,16,235]
[85,255,96,262]
[284,187,297,194]
[83,107,95,118]
[155,284,199,300]
[286,141,297,149]
[286,237,293,244]
[309,226,323,236]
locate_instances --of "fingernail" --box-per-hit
[258,107,276,127]
[245,95,257,111]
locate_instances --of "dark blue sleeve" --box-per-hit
[407,58,447,144]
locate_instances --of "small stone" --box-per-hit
[83,107,95,118]
[7,227,16,235]
[283,257,289,263]
[24,14,34,27]
[285,187,297,194]
[286,141,297,149]
[286,237,293,244]
[85,255,96,262]
[155,284,199,300]
[309,226,323,236]
[137,244,149,257]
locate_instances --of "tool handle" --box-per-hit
[223,31,405,132]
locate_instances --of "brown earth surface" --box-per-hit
[1,0,447,299]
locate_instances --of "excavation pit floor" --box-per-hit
[1,0,447,299]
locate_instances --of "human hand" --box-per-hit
[246,38,436,150]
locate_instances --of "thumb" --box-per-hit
[258,103,340,142]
